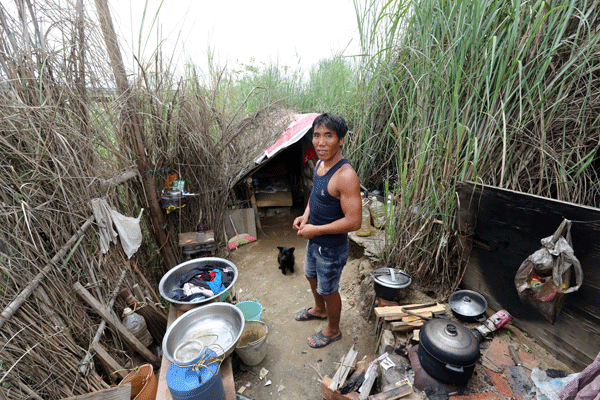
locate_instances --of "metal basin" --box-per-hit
[159,257,238,310]
[162,302,245,362]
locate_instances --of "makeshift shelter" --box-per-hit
[231,113,319,226]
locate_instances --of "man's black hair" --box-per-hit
[312,113,348,139]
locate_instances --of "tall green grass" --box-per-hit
[350,0,600,291]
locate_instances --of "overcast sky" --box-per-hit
[110,0,363,76]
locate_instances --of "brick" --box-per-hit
[377,297,399,307]
[482,337,514,371]
[484,368,514,398]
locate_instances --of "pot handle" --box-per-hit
[445,364,464,373]
[475,314,487,322]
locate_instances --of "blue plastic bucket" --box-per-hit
[167,341,224,400]
[235,300,263,321]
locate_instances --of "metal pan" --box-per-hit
[448,290,488,322]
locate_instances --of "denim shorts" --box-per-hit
[304,240,349,295]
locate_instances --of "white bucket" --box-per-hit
[234,321,268,366]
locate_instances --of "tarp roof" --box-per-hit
[254,112,319,164]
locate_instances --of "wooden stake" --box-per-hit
[73,282,160,367]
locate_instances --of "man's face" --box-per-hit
[313,124,344,162]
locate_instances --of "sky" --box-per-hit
[110,0,363,76]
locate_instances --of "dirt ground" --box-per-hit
[228,209,377,399]
[226,209,575,399]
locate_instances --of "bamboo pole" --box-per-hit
[73,282,160,367]
[0,217,94,330]
[79,269,128,376]
[93,0,178,270]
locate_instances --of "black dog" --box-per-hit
[277,246,295,275]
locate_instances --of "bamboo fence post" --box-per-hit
[93,0,178,270]
[0,217,94,330]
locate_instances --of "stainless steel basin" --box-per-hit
[159,257,238,310]
[162,302,245,362]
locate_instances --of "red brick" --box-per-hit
[484,368,514,398]
[483,337,514,368]
[377,297,399,307]
[450,392,500,400]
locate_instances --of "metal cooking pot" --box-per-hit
[418,318,480,384]
[371,268,412,301]
[165,189,182,198]
[448,290,488,322]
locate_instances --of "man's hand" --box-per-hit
[296,223,319,239]
[293,215,308,231]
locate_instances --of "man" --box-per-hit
[293,113,362,348]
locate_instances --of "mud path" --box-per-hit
[228,210,377,399]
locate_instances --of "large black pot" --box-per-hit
[371,268,412,301]
[418,318,480,384]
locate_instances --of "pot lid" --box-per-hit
[449,290,487,317]
[371,268,412,289]
[419,318,480,365]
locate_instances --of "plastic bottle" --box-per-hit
[122,307,153,347]
[356,192,372,237]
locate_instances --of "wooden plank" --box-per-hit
[73,282,160,367]
[61,383,130,400]
[91,343,128,380]
[374,304,445,320]
[412,330,420,342]
[367,383,413,400]
[329,345,358,391]
[456,181,600,370]
[389,320,423,332]
[224,209,257,241]
[358,368,378,400]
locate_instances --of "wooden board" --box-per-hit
[456,181,600,370]
[73,282,160,367]
[389,320,424,332]
[367,383,412,400]
[374,304,445,320]
[61,383,130,400]
[224,209,257,240]
[91,343,128,380]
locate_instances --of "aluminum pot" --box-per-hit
[418,318,480,384]
[449,290,488,322]
[371,268,412,301]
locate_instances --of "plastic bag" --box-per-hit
[109,208,144,259]
[514,219,583,323]
[531,367,579,400]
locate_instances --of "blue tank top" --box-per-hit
[308,158,351,246]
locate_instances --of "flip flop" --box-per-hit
[307,330,342,348]
[295,308,327,321]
